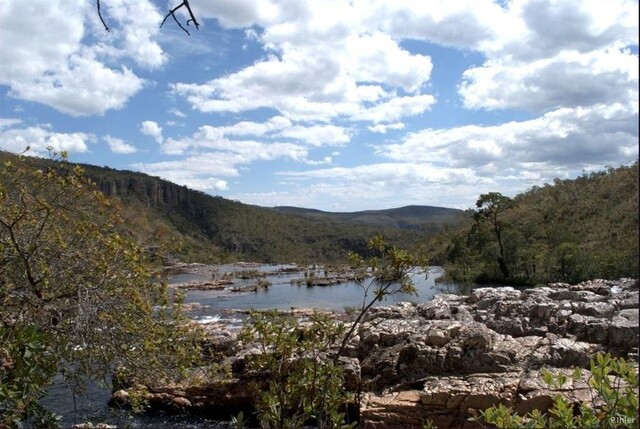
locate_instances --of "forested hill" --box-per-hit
[270,205,462,231]
[0,151,457,263]
[434,162,639,284]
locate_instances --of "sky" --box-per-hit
[0,0,638,212]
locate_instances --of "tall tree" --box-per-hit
[0,153,202,426]
[474,192,514,279]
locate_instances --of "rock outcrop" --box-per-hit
[356,278,638,428]
[113,278,639,427]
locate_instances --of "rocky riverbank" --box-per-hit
[112,278,638,428]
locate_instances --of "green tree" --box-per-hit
[0,153,202,427]
[554,242,581,281]
[473,192,515,279]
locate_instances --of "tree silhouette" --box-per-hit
[96,0,200,36]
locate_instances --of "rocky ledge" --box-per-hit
[355,278,638,428]
[113,278,638,428]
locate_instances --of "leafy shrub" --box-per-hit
[475,353,639,428]
[239,311,355,429]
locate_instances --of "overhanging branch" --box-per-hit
[160,1,200,36]
[96,0,110,32]
[96,0,200,36]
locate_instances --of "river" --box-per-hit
[42,264,483,427]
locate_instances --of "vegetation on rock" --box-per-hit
[238,235,419,428]
[0,150,455,265]
[475,353,639,429]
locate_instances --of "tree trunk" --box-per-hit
[497,256,511,278]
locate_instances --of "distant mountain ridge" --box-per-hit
[0,151,460,264]
[270,205,463,230]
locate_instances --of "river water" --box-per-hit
[42,264,482,428]
[174,265,475,324]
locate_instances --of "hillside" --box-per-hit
[270,205,463,231]
[433,162,639,284]
[0,151,456,264]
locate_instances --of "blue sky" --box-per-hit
[1,0,638,211]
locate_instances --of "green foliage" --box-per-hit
[473,192,515,279]
[338,235,419,357]
[239,236,419,428]
[422,418,438,429]
[231,411,246,429]
[236,269,263,279]
[0,326,60,428]
[239,311,354,429]
[475,353,639,429]
[0,150,454,265]
[0,153,203,426]
[270,205,463,232]
[437,163,639,284]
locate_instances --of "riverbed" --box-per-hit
[42,263,487,427]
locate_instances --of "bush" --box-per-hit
[239,311,355,429]
[475,353,639,429]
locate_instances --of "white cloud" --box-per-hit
[222,116,293,137]
[0,0,164,116]
[304,156,333,165]
[169,108,187,118]
[457,0,638,113]
[368,122,405,134]
[139,120,164,143]
[0,124,94,156]
[355,0,501,50]
[104,135,137,154]
[9,52,145,117]
[134,124,316,191]
[0,118,22,129]
[172,2,435,124]
[353,95,436,123]
[380,102,638,170]
[161,117,349,149]
[481,0,638,61]
[189,0,281,28]
[132,155,231,191]
[233,162,489,210]
[460,47,638,113]
[99,0,166,69]
[278,124,350,146]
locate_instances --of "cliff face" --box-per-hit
[91,173,224,241]
[81,168,395,263]
[98,176,196,209]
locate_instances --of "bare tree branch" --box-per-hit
[160,1,200,36]
[96,0,200,36]
[96,0,110,32]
